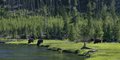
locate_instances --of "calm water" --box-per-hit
[0,44,85,60]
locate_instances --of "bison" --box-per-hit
[94,39,102,44]
[0,41,5,44]
[28,38,34,44]
[90,39,102,44]
[37,37,43,47]
[28,35,35,44]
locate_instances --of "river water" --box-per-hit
[0,44,85,60]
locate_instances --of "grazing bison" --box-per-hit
[37,37,43,47]
[28,35,35,44]
[28,38,34,44]
[94,39,101,44]
[28,37,34,44]
[0,41,5,44]
[90,39,102,44]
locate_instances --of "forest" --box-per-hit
[0,0,120,43]
[0,0,120,60]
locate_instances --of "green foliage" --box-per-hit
[69,25,80,41]
[0,0,120,42]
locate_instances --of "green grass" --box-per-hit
[86,43,120,60]
[7,40,120,60]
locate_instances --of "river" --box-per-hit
[0,44,85,60]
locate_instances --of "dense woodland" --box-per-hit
[0,0,120,42]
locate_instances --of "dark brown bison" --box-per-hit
[37,37,43,46]
[0,41,5,44]
[90,39,102,44]
[28,35,35,44]
[94,39,102,44]
[28,38,34,44]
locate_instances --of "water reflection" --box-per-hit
[0,44,85,60]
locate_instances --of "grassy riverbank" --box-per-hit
[87,43,120,60]
[6,40,120,60]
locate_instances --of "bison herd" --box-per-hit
[88,38,118,44]
[0,34,116,45]
[28,35,43,46]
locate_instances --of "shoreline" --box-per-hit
[6,40,95,57]
[6,40,120,60]
[40,44,96,57]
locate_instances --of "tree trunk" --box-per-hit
[81,38,91,49]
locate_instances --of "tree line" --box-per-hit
[0,0,120,42]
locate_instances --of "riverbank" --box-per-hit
[6,40,120,60]
[6,40,93,56]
